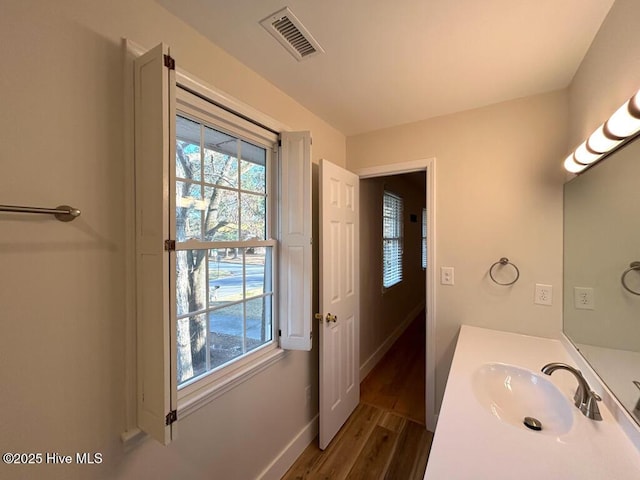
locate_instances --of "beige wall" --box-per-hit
[0,1,344,479]
[348,90,568,410]
[568,0,640,149]
[359,173,426,369]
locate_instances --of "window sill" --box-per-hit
[177,347,288,420]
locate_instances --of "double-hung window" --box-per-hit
[173,96,277,388]
[382,191,403,288]
[133,43,312,444]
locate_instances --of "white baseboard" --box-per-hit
[359,302,425,382]
[257,414,319,480]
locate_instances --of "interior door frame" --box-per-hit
[354,158,437,432]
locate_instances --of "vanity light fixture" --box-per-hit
[587,125,623,154]
[564,89,640,173]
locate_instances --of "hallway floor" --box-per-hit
[282,312,433,479]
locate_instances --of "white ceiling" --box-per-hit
[157,0,614,136]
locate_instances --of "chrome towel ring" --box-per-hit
[621,261,640,296]
[489,257,520,286]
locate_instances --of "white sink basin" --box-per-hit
[472,362,573,435]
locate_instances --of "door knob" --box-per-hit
[314,313,338,323]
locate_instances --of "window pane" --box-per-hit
[203,186,239,241]
[383,239,403,287]
[240,140,266,194]
[241,193,266,240]
[209,251,243,306]
[177,313,207,384]
[246,296,272,352]
[176,250,207,316]
[246,247,272,298]
[204,127,238,187]
[209,304,243,369]
[208,247,272,305]
[383,215,398,238]
[176,116,201,181]
[176,182,203,241]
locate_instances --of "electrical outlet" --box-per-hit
[574,287,595,310]
[535,284,552,306]
[441,267,454,285]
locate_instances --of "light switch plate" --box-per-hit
[441,267,454,285]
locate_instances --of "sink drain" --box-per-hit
[523,416,542,431]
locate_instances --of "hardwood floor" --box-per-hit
[282,313,433,480]
[361,312,426,425]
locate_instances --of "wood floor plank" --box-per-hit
[280,441,324,480]
[346,425,398,480]
[378,411,406,434]
[361,312,426,424]
[384,420,433,480]
[282,404,381,480]
[312,403,382,480]
[393,349,425,424]
[361,359,399,411]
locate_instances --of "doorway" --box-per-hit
[355,159,436,431]
[281,160,436,477]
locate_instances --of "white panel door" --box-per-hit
[319,159,360,450]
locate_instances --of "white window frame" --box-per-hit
[173,88,280,408]
[132,43,312,444]
[382,190,403,289]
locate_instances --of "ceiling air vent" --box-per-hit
[260,7,324,61]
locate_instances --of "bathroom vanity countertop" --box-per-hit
[424,326,640,480]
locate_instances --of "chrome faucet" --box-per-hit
[541,363,602,421]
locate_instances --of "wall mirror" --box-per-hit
[564,135,640,426]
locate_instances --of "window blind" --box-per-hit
[422,207,427,269]
[383,191,403,288]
